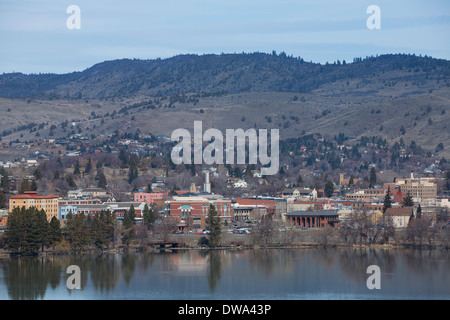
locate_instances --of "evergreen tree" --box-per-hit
[84,158,92,175]
[96,161,103,170]
[119,149,129,167]
[348,175,354,186]
[48,216,62,249]
[416,204,422,219]
[66,175,77,189]
[324,180,334,198]
[206,204,221,247]
[128,164,138,184]
[73,160,81,175]
[4,207,50,255]
[96,170,107,189]
[35,209,50,252]
[0,191,6,208]
[91,211,113,250]
[402,192,414,207]
[383,187,392,213]
[0,167,9,192]
[143,203,156,229]
[4,207,24,254]
[30,180,38,191]
[64,212,90,253]
[33,168,42,180]
[122,205,136,246]
[446,170,450,191]
[19,179,31,194]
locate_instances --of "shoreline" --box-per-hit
[0,241,447,259]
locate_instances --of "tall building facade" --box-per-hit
[9,191,59,221]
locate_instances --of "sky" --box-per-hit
[0,0,449,74]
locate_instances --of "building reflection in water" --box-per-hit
[0,249,448,299]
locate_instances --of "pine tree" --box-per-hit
[122,205,136,246]
[33,168,42,180]
[48,216,62,249]
[0,191,6,208]
[73,160,81,175]
[96,170,107,188]
[348,175,354,186]
[64,212,90,253]
[35,209,50,252]
[30,180,38,191]
[206,204,221,247]
[383,187,392,213]
[0,167,9,192]
[19,179,31,194]
[66,175,77,189]
[119,149,129,167]
[84,158,92,175]
[446,170,450,191]
[4,207,50,255]
[402,192,414,207]
[91,211,110,250]
[324,180,334,198]
[143,203,156,229]
[416,204,422,219]
[4,207,23,254]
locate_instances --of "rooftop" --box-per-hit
[285,210,339,217]
[10,192,58,200]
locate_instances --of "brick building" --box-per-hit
[164,193,232,230]
[134,190,170,203]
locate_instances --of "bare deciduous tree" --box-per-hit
[314,225,336,247]
[406,216,432,247]
[250,216,274,246]
[154,219,177,243]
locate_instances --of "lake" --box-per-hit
[0,248,448,300]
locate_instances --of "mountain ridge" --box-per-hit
[1,52,449,99]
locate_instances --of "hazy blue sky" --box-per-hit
[0,0,449,74]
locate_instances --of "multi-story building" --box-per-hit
[385,173,437,205]
[9,191,59,221]
[134,190,170,203]
[58,202,146,220]
[164,193,232,230]
[232,204,269,222]
[345,189,385,201]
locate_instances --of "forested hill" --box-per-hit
[1,52,449,99]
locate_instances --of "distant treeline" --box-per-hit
[0,53,449,99]
[1,204,157,256]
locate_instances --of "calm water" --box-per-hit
[0,248,448,300]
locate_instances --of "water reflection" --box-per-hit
[121,254,137,286]
[336,249,398,284]
[1,257,62,300]
[207,251,222,292]
[90,255,121,293]
[0,249,448,299]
